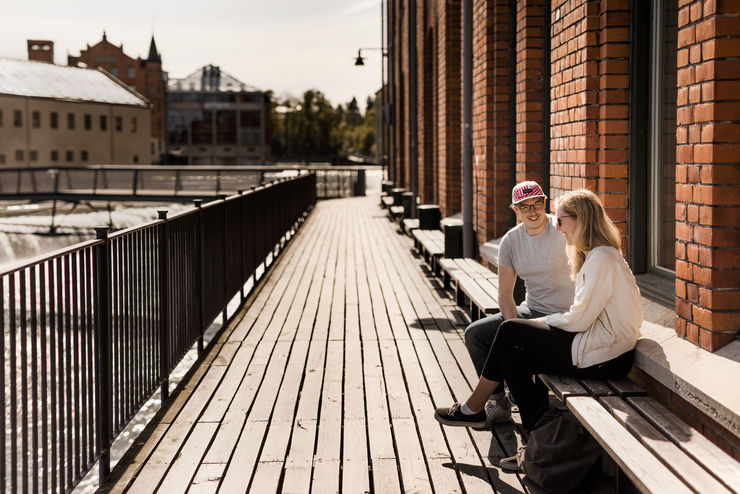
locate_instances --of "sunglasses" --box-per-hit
[556,214,575,227]
[514,199,545,213]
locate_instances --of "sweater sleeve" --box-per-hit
[543,250,616,333]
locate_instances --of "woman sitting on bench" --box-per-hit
[434,189,643,435]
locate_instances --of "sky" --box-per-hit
[1,0,384,111]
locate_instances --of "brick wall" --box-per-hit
[515,1,547,186]
[472,0,512,245]
[418,1,437,203]
[674,0,740,351]
[550,0,631,244]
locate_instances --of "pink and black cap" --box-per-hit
[511,181,546,204]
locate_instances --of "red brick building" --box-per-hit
[386,0,739,455]
[68,32,166,163]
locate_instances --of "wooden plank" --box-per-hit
[187,463,224,494]
[627,396,740,492]
[578,379,615,397]
[216,421,268,493]
[607,377,647,397]
[157,422,219,493]
[567,396,693,494]
[458,277,498,314]
[600,396,732,494]
[539,374,589,401]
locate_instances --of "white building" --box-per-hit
[0,57,151,167]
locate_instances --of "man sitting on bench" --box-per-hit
[464,181,574,424]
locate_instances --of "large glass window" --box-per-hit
[650,1,677,272]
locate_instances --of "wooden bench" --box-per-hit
[389,205,404,220]
[381,195,395,209]
[412,229,445,273]
[438,258,499,320]
[539,374,740,494]
[401,218,419,235]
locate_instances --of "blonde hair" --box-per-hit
[556,189,622,277]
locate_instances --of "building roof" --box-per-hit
[0,57,148,106]
[168,65,260,93]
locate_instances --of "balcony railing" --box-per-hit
[0,173,316,493]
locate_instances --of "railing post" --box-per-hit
[221,195,228,327]
[132,169,139,196]
[93,226,112,481]
[237,191,246,304]
[157,210,170,403]
[193,200,205,356]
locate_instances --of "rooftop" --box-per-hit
[0,57,148,107]
[167,64,260,93]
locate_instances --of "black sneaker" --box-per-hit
[434,402,489,429]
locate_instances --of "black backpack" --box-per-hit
[517,407,602,493]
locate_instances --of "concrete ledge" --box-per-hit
[636,299,740,440]
[479,237,501,266]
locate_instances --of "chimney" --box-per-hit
[27,40,54,63]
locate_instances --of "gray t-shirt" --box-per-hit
[498,215,574,314]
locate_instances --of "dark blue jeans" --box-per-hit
[481,318,634,431]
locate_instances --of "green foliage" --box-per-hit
[270,89,375,159]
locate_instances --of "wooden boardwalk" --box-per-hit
[104,196,596,494]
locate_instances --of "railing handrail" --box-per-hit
[0,238,102,277]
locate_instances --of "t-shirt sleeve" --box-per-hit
[498,234,514,268]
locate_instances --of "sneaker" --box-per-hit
[499,451,523,472]
[434,402,489,429]
[485,395,512,424]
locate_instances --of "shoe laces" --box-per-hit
[448,402,461,416]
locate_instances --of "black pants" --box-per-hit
[481,318,633,431]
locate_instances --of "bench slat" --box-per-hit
[627,396,740,493]
[458,277,498,315]
[567,397,694,494]
[606,378,647,397]
[600,396,732,494]
[538,374,589,401]
[578,379,614,397]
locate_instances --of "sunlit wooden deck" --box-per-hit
[103,196,601,494]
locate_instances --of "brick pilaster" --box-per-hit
[674,0,740,350]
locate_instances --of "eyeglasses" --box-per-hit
[556,214,575,227]
[515,199,545,213]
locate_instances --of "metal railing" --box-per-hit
[0,165,370,201]
[0,172,316,493]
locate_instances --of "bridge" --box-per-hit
[0,164,376,203]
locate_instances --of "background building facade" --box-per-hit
[68,33,166,164]
[166,65,270,165]
[0,57,151,167]
[386,0,739,455]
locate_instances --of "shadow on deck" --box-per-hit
[101,196,613,494]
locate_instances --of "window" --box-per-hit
[110,67,118,78]
[84,114,92,130]
[0,109,3,126]
[81,150,89,162]
[30,150,38,161]
[51,150,59,162]
[133,155,139,164]
[629,0,678,304]
[15,150,24,161]
[100,115,107,131]
[66,151,74,162]
[130,116,137,133]
[32,111,41,128]
[0,154,5,164]
[127,67,135,79]
[67,113,75,129]
[115,116,122,132]
[50,112,58,129]
[14,110,22,127]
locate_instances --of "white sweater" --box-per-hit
[543,246,643,368]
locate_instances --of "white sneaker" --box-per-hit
[485,395,512,424]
